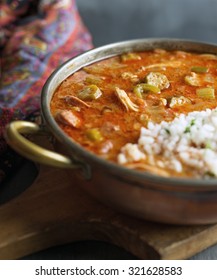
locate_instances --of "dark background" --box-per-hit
[77,0,217,47]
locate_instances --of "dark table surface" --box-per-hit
[1,153,217,260]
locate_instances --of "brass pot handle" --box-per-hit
[4,120,86,172]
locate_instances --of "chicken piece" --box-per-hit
[64,95,90,108]
[169,96,192,108]
[115,87,139,112]
[160,98,167,106]
[121,72,139,83]
[140,61,181,70]
[101,122,120,135]
[55,110,81,128]
[101,106,113,114]
[145,72,170,90]
[99,140,114,154]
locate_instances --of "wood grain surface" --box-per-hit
[0,162,217,260]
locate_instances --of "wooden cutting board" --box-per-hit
[0,137,217,260]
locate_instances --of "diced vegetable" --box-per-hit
[133,83,160,98]
[169,96,192,108]
[86,128,103,142]
[85,75,103,85]
[196,88,215,99]
[200,54,217,60]
[83,65,106,75]
[184,72,201,86]
[145,72,170,90]
[191,66,208,73]
[121,52,141,62]
[77,85,102,101]
[185,72,215,86]
[121,72,139,83]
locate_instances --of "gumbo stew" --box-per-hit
[50,49,217,179]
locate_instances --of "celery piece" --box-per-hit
[133,83,160,98]
[121,52,141,62]
[77,85,102,101]
[85,75,102,85]
[196,87,215,99]
[191,66,208,73]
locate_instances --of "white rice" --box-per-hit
[117,108,217,178]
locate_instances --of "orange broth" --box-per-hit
[50,49,217,177]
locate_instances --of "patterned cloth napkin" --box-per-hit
[0,0,93,183]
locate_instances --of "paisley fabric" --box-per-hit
[0,0,93,183]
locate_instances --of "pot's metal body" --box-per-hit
[6,39,217,224]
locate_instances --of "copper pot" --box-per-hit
[5,38,217,225]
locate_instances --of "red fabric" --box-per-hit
[0,0,93,183]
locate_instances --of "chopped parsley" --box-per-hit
[165,128,171,135]
[184,126,191,133]
[184,118,195,133]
